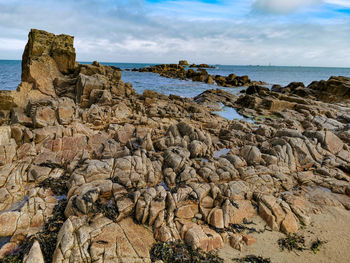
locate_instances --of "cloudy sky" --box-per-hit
[0,0,349,67]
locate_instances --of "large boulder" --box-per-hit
[307,76,350,103]
[21,29,76,97]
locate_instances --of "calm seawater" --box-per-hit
[1,60,350,98]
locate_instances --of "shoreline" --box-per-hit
[0,29,349,263]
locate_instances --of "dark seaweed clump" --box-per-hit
[310,239,327,254]
[39,174,69,196]
[1,252,23,263]
[72,189,119,222]
[212,220,263,235]
[34,199,67,262]
[150,241,224,263]
[278,234,306,252]
[29,200,67,263]
[93,199,119,222]
[233,255,271,263]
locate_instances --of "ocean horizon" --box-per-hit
[1,59,350,98]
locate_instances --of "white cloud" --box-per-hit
[252,0,322,14]
[0,38,26,50]
[324,0,350,7]
[0,0,349,67]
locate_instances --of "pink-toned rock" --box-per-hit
[209,208,224,229]
[154,226,172,242]
[259,202,278,231]
[242,234,256,246]
[324,131,344,154]
[0,242,18,259]
[280,212,299,234]
[176,202,198,219]
[185,224,223,252]
[0,212,20,236]
[57,106,74,125]
[116,124,135,144]
[33,107,57,128]
[227,200,257,225]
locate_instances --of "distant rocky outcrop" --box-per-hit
[133,63,266,87]
[189,63,215,68]
[179,60,189,66]
[0,29,350,263]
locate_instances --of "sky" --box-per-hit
[0,0,350,67]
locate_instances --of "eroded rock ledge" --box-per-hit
[0,29,349,263]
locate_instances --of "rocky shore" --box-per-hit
[130,62,266,87]
[0,29,349,263]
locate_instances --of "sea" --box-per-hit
[1,60,350,99]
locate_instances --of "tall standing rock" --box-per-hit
[21,29,76,97]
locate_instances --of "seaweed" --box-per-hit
[93,199,119,222]
[233,255,271,263]
[35,199,67,262]
[229,223,259,234]
[1,254,23,263]
[38,174,69,196]
[210,220,263,235]
[150,241,224,263]
[1,200,67,263]
[278,233,306,252]
[310,239,327,254]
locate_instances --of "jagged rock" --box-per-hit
[0,91,15,111]
[184,223,223,252]
[240,146,262,166]
[23,240,45,263]
[113,149,162,189]
[22,29,76,96]
[307,76,350,102]
[53,216,155,263]
[164,146,190,173]
[208,207,224,229]
[116,123,135,144]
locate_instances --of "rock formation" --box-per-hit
[0,29,349,263]
[131,63,266,87]
[272,76,350,103]
[179,60,189,66]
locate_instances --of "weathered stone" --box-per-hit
[0,212,20,236]
[240,146,261,166]
[33,106,57,128]
[176,203,198,219]
[22,29,76,96]
[116,123,135,144]
[209,208,224,229]
[23,240,45,263]
[184,224,223,252]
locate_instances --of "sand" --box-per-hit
[218,206,350,263]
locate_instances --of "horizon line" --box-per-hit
[1,59,350,70]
